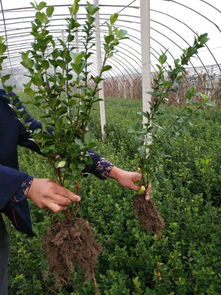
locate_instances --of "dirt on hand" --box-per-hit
[132,194,165,237]
[43,216,101,288]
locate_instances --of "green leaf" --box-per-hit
[104,35,114,44]
[30,2,37,9]
[57,59,66,69]
[91,76,103,84]
[55,106,68,117]
[21,53,34,69]
[1,74,10,83]
[86,3,99,15]
[73,52,84,64]
[0,56,7,70]
[84,130,92,145]
[69,0,80,15]
[186,87,196,100]
[31,76,42,86]
[46,6,54,17]
[3,85,13,93]
[163,81,173,88]
[67,34,75,43]
[36,12,45,23]
[42,60,49,70]
[110,13,119,25]
[198,33,209,45]
[159,53,167,65]
[102,65,112,72]
[49,59,57,68]
[0,43,7,55]
[51,49,60,59]
[117,29,127,39]
[37,1,47,11]
[24,87,35,97]
[1,74,11,85]
[72,63,82,75]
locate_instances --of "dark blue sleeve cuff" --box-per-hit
[0,165,30,210]
[4,176,35,236]
[83,150,114,179]
[12,176,34,203]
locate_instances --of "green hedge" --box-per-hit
[6,97,221,294]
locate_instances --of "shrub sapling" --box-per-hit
[0,0,128,292]
[131,34,212,237]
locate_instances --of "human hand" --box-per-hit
[27,178,81,212]
[108,167,152,201]
[144,184,152,201]
[108,166,142,190]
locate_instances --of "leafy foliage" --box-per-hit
[5,97,220,294]
[130,34,215,190]
[0,0,127,189]
[1,5,220,294]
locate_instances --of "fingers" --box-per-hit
[44,203,68,213]
[145,193,151,201]
[53,194,73,206]
[54,184,81,202]
[131,183,140,191]
[27,178,81,213]
[133,172,142,182]
[130,172,142,190]
[145,185,152,201]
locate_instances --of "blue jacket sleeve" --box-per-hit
[0,165,29,210]
[2,91,43,154]
[11,95,42,131]
[13,97,43,153]
[83,150,114,179]
[18,121,43,155]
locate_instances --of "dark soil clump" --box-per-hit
[132,194,165,237]
[43,216,101,288]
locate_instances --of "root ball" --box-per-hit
[43,216,101,288]
[132,194,165,237]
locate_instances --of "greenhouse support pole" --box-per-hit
[94,0,106,139]
[140,0,151,125]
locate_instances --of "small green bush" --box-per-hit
[6,97,221,294]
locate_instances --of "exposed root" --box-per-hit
[132,194,165,237]
[43,216,101,289]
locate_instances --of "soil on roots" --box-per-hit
[43,216,102,288]
[132,194,165,237]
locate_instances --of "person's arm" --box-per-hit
[0,164,81,235]
[9,95,146,196]
[108,166,141,190]
[16,102,44,154]
[108,167,151,200]
[83,150,141,188]
[83,150,152,199]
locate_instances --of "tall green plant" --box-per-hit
[1,0,127,191]
[0,1,128,291]
[130,34,214,191]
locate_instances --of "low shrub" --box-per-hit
[6,98,221,294]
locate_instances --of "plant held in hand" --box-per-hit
[0,0,127,292]
[130,34,213,237]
